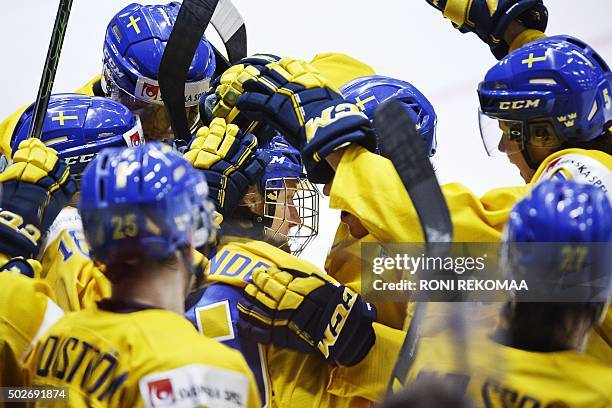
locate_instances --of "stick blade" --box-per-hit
[159,0,219,143]
[211,0,247,63]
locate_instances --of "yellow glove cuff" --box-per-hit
[509,29,547,53]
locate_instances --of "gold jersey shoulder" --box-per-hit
[40,207,110,311]
[406,333,612,408]
[28,306,260,407]
[309,53,376,90]
[205,237,399,405]
[531,148,611,200]
[206,237,320,287]
[0,273,62,387]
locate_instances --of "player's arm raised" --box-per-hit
[423,0,548,58]
[236,57,377,184]
[185,117,269,219]
[0,139,76,275]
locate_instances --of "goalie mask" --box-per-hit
[242,136,319,255]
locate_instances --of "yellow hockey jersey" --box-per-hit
[195,237,404,407]
[28,301,260,408]
[38,205,208,312]
[0,273,63,388]
[326,145,527,331]
[328,145,612,354]
[39,206,111,311]
[404,332,612,408]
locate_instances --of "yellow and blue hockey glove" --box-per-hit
[237,267,377,366]
[185,118,269,217]
[201,54,280,143]
[425,0,548,59]
[0,256,42,278]
[236,57,377,184]
[0,139,77,258]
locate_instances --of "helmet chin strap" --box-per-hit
[520,148,541,171]
[221,201,295,253]
[221,205,270,241]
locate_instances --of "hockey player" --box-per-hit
[184,118,404,406]
[477,35,611,188]
[424,0,611,359]
[98,1,215,142]
[332,75,438,329]
[10,93,144,311]
[421,1,610,199]
[400,179,612,407]
[0,1,216,155]
[0,139,75,389]
[27,142,261,407]
[480,35,612,360]
[204,54,521,344]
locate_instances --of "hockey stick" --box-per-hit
[210,0,247,76]
[373,100,453,395]
[27,0,73,139]
[159,0,247,143]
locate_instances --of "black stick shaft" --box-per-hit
[28,0,73,139]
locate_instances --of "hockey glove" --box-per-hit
[185,118,269,217]
[237,267,377,366]
[0,256,42,278]
[0,139,77,258]
[425,0,548,59]
[236,57,377,184]
[200,54,280,144]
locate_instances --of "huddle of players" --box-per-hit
[0,0,610,406]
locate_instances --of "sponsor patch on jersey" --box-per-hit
[535,153,611,201]
[139,364,250,408]
[43,207,84,253]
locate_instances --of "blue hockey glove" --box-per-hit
[237,267,377,366]
[236,57,377,183]
[0,139,77,258]
[0,256,42,278]
[425,0,548,59]
[200,54,280,144]
[185,118,269,217]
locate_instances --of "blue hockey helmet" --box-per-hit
[258,135,303,193]
[249,135,319,255]
[11,94,144,180]
[102,2,216,140]
[340,75,437,156]
[478,36,612,168]
[79,142,213,266]
[501,179,612,302]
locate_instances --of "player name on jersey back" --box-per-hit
[28,307,255,407]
